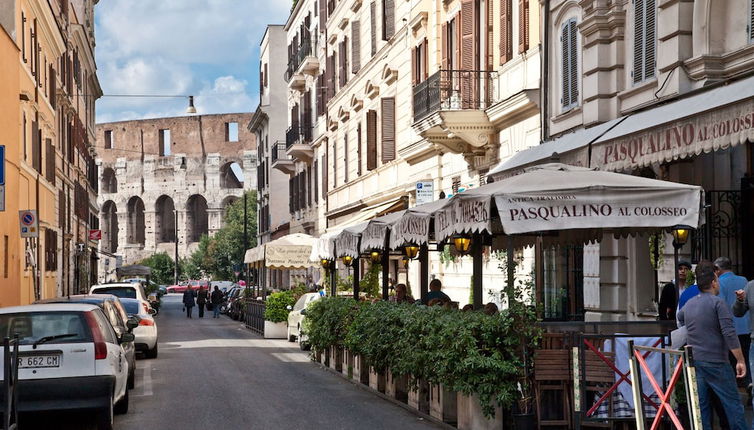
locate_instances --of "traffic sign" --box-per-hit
[416,181,434,205]
[19,210,38,238]
[89,230,102,241]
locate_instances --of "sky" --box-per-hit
[94,0,291,124]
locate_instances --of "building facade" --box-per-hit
[95,114,256,281]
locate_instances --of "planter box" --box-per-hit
[317,347,329,366]
[329,347,343,372]
[263,321,287,339]
[429,383,457,426]
[457,393,503,430]
[368,367,386,393]
[408,379,430,414]
[342,349,354,378]
[385,371,408,403]
[353,355,369,385]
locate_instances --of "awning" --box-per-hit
[389,199,451,249]
[591,75,754,171]
[488,117,626,178]
[244,245,265,264]
[244,233,317,269]
[334,222,370,258]
[311,230,340,261]
[359,210,406,252]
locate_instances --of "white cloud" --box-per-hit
[95,0,289,122]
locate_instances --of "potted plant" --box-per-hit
[508,276,540,430]
[263,290,295,339]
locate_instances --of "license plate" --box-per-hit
[18,355,61,369]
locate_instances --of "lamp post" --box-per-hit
[672,226,691,305]
[174,210,179,285]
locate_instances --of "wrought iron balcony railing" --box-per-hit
[285,125,313,148]
[413,69,497,123]
[284,38,312,82]
[271,143,289,163]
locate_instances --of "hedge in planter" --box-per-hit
[306,297,363,352]
[264,290,296,322]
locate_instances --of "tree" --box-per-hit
[137,253,175,285]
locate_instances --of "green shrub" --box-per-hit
[306,297,362,351]
[264,290,296,322]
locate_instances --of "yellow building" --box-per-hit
[0,6,22,304]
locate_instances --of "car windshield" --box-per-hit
[0,312,91,345]
[293,296,307,311]
[93,287,136,299]
[122,301,140,315]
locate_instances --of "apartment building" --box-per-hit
[250,25,291,288]
[489,0,754,321]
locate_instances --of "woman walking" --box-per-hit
[183,288,197,318]
[197,286,209,318]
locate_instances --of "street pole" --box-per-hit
[174,210,179,285]
[243,192,248,293]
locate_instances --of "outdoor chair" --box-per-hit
[534,332,573,428]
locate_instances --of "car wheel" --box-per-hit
[127,369,135,389]
[96,395,114,430]
[287,327,295,342]
[299,337,310,351]
[114,388,129,415]
[145,343,158,359]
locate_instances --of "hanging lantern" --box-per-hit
[342,255,354,266]
[404,244,420,260]
[321,259,331,269]
[672,226,691,247]
[370,250,381,263]
[452,235,472,254]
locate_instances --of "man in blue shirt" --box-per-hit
[424,279,450,304]
[715,257,752,388]
[678,260,747,429]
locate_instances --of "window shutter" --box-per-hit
[633,0,645,83]
[338,41,346,88]
[441,23,448,69]
[344,133,349,183]
[49,64,56,109]
[370,2,378,56]
[568,19,578,104]
[422,39,429,80]
[317,74,325,116]
[352,21,361,73]
[366,110,377,170]
[500,0,512,63]
[307,167,312,207]
[322,151,329,194]
[644,0,656,80]
[383,0,395,40]
[357,122,362,176]
[319,0,327,30]
[381,98,395,163]
[314,159,319,201]
[333,139,338,187]
[343,36,349,85]
[46,138,55,185]
[751,0,754,40]
[518,0,530,53]
[411,47,418,85]
[460,0,476,70]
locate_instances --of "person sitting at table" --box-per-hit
[461,304,474,312]
[425,279,451,304]
[390,284,414,304]
[484,303,499,316]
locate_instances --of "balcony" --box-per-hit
[295,39,319,77]
[271,142,295,174]
[285,125,314,163]
[411,70,498,157]
[286,63,306,91]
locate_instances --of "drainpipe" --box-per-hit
[541,0,551,142]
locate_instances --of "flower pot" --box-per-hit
[457,393,503,430]
[429,384,457,426]
[408,379,430,414]
[512,412,536,430]
[263,321,287,339]
[368,367,386,393]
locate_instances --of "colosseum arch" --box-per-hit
[220,161,244,189]
[101,200,119,253]
[186,195,209,243]
[101,168,117,194]
[155,195,176,243]
[126,196,146,245]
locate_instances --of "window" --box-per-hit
[382,0,395,40]
[3,235,7,278]
[750,0,754,41]
[540,245,584,321]
[518,0,530,53]
[159,129,171,156]
[104,130,113,149]
[366,110,377,170]
[500,0,512,63]
[44,229,57,272]
[633,0,656,83]
[352,21,361,73]
[370,2,378,56]
[381,98,395,163]
[226,122,239,142]
[412,39,428,84]
[561,18,579,109]
[21,12,26,63]
[344,133,349,183]
[356,123,362,176]
[452,176,461,194]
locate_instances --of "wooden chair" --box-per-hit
[534,333,573,429]
[581,342,617,428]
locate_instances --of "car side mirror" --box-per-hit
[148,308,157,315]
[119,332,135,344]
[300,309,307,315]
[286,305,293,311]
[126,317,139,331]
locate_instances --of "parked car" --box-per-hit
[286,293,321,350]
[0,303,132,429]
[119,298,158,359]
[90,283,150,308]
[35,295,138,390]
[166,280,209,294]
[226,287,246,320]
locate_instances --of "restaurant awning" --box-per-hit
[334,222,370,258]
[388,199,452,249]
[243,233,317,269]
[590,75,754,171]
[359,210,406,252]
[244,245,265,264]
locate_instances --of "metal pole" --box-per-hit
[352,259,360,301]
[419,244,429,304]
[507,235,515,304]
[472,234,484,310]
[381,250,389,300]
[674,243,680,310]
[243,192,248,288]
[174,210,179,285]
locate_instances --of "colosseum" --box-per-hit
[95,113,256,280]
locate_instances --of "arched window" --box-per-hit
[101,168,117,194]
[561,18,579,110]
[126,197,146,245]
[102,201,118,253]
[186,195,209,243]
[220,162,244,189]
[155,195,176,243]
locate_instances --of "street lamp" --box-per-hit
[404,244,420,260]
[672,225,692,305]
[342,255,354,267]
[321,259,331,269]
[452,234,472,255]
[369,250,381,263]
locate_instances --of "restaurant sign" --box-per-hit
[335,231,361,258]
[360,223,389,252]
[434,195,492,243]
[389,213,431,249]
[593,98,754,171]
[265,245,315,269]
[494,189,701,235]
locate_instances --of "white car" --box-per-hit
[120,298,158,359]
[287,293,321,349]
[91,283,150,310]
[0,303,132,429]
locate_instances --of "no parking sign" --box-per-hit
[19,210,38,238]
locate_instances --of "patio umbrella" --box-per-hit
[260,233,318,269]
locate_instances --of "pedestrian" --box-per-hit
[424,279,450,304]
[678,260,747,430]
[197,286,209,318]
[183,287,197,318]
[210,286,223,319]
[659,260,692,319]
[390,283,413,304]
[715,257,752,392]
